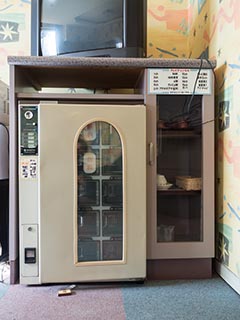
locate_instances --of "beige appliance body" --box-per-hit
[19,103,146,285]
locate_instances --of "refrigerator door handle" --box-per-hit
[149,142,154,166]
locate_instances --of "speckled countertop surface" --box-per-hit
[7,56,216,69]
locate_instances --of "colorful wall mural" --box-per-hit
[147,0,211,59]
[0,0,30,84]
[1,0,240,287]
[147,0,190,58]
[149,0,240,285]
[188,0,210,58]
[208,0,240,280]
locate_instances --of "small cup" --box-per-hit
[157,174,167,186]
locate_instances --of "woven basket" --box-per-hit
[176,176,202,191]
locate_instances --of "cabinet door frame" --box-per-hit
[146,92,215,260]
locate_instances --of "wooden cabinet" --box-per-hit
[146,85,215,279]
[8,56,215,282]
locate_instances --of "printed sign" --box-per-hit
[148,68,212,95]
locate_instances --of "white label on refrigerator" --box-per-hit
[20,158,37,179]
[148,68,212,95]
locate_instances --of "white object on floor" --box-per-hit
[0,261,10,284]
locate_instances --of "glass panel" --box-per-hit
[103,240,122,260]
[156,95,203,243]
[102,149,122,175]
[78,209,100,237]
[78,180,100,206]
[102,180,122,206]
[78,240,100,262]
[77,121,123,262]
[102,210,123,236]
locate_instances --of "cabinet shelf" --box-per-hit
[157,187,201,196]
[157,129,201,138]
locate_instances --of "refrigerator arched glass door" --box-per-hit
[77,121,123,263]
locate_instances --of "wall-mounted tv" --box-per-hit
[31,0,146,58]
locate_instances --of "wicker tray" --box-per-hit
[176,176,202,191]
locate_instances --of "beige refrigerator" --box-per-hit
[18,102,146,284]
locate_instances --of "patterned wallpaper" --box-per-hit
[0,0,30,84]
[188,0,210,58]
[147,0,190,58]
[208,0,240,279]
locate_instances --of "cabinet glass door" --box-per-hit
[77,121,123,262]
[156,95,203,243]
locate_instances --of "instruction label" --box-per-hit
[148,68,212,95]
[20,158,37,179]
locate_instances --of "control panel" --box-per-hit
[20,105,38,156]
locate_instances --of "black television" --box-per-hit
[31,0,146,58]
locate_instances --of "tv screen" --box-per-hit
[31,0,146,58]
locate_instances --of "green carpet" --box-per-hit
[122,275,240,320]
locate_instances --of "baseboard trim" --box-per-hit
[147,258,212,280]
[215,260,240,295]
